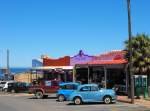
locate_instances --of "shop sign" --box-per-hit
[70,50,94,66]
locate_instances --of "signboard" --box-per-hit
[70,50,94,66]
[94,51,125,61]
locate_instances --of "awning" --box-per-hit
[78,60,127,65]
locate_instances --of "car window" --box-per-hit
[66,85,72,89]
[16,83,22,86]
[20,83,25,87]
[45,81,52,86]
[22,83,27,86]
[65,85,77,90]
[73,85,78,90]
[60,85,72,89]
[91,86,99,91]
[0,82,6,84]
[51,81,59,86]
[8,83,14,87]
[80,86,90,92]
[60,85,66,89]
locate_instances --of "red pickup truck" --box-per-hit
[29,80,59,99]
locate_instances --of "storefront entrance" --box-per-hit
[75,64,127,94]
[43,70,73,82]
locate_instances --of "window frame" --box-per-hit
[80,86,91,92]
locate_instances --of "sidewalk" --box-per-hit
[117,96,150,108]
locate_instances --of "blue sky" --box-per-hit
[0,0,150,67]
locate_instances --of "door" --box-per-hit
[44,81,52,93]
[79,86,91,101]
[88,86,101,101]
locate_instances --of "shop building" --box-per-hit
[74,50,128,94]
[31,56,73,83]
[30,50,149,96]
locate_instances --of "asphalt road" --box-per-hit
[0,93,150,111]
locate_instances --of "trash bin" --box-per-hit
[135,86,141,99]
[143,87,148,98]
[148,86,150,97]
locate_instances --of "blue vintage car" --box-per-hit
[68,84,116,105]
[57,82,80,102]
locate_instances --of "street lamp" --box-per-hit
[127,0,134,104]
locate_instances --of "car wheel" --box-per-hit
[74,97,82,105]
[4,88,8,93]
[35,91,43,99]
[11,89,15,93]
[58,95,65,102]
[103,96,111,104]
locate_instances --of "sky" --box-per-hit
[0,0,150,67]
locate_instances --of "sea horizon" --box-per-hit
[0,67,31,76]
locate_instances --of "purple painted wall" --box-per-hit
[70,50,94,66]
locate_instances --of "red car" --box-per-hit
[29,80,59,99]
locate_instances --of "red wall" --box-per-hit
[43,56,70,66]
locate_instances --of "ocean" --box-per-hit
[10,68,30,74]
[0,67,30,77]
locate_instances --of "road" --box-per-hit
[0,93,149,111]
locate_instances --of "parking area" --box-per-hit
[0,93,150,111]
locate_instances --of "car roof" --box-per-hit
[59,82,80,86]
[0,81,6,84]
[6,81,15,83]
[78,84,98,89]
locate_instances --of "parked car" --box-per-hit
[68,84,116,105]
[7,82,30,93]
[29,80,59,99]
[0,81,6,91]
[2,81,15,92]
[0,81,6,89]
[57,82,80,102]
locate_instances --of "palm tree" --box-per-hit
[125,34,150,97]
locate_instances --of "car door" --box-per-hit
[20,83,27,91]
[44,81,52,93]
[88,86,101,102]
[79,86,91,102]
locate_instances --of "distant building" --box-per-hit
[32,59,43,67]
[14,72,43,83]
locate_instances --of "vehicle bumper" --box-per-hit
[111,96,117,103]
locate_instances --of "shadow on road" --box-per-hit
[28,97,57,99]
[67,102,116,106]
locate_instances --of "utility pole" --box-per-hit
[127,0,134,104]
[7,49,10,78]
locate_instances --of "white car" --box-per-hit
[0,81,6,89]
[2,81,15,92]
